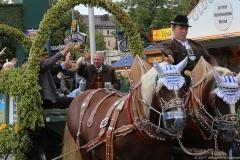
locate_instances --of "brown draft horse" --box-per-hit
[173,57,240,159]
[63,57,189,160]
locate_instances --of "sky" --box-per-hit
[74,5,108,15]
[74,0,121,15]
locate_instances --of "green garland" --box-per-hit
[0,0,144,159]
[0,25,33,159]
[0,24,32,52]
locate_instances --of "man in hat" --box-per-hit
[163,15,218,86]
[39,42,74,109]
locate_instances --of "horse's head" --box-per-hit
[141,57,188,134]
[209,68,240,141]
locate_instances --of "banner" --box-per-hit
[151,28,172,41]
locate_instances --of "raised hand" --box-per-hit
[10,58,18,66]
[84,48,90,61]
[0,47,7,56]
[62,42,72,54]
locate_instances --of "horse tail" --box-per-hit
[62,124,82,160]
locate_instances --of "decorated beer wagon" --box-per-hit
[0,0,143,159]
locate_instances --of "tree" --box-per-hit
[83,30,106,51]
[50,10,88,46]
[119,0,196,45]
[49,0,105,52]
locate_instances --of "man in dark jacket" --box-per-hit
[39,42,74,109]
[66,50,121,98]
[163,15,218,86]
[76,50,121,91]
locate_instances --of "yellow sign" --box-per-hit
[148,56,162,64]
[152,28,172,41]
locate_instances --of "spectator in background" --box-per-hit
[66,57,86,98]
[21,58,28,68]
[2,62,14,71]
[60,61,76,95]
[50,53,71,91]
[1,58,18,71]
[39,42,74,109]
[0,60,4,70]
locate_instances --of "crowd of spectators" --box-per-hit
[0,43,121,109]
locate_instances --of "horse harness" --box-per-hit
[75,88,135,160]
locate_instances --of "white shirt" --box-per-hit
[174,38,196,60]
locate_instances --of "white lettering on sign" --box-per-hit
[64,32,88,44]
[190,0,215,21]
[213,0,233,31]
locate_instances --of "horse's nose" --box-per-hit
[218,122,239,141]
[163,111,187,134]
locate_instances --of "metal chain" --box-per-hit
[134,95,218,156]
[214,134,219,151]
[200,105,218,123]
[177,138,213,156]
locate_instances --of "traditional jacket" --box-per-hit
[163,38,218,85]
[77,63,121,91]
[163,38,218,66]
[39,52,64,103]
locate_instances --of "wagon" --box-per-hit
[26,109,67,160]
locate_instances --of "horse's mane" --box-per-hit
[141,61,168,118]
[205,66,232,82]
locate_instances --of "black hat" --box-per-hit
[171,15,191,27]
[41,52,49,55]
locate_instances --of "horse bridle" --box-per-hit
[210,91,239,138]
[157,91,187,133]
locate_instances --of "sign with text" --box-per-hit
[64,32,88,44]
[151,28,172,42]
[51,45,65,51]
[213,0,233,31]
[148,56,162,64]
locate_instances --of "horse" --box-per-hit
[173,57,240,159]
[62,57,189,160]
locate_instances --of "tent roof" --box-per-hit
[111,56,134,68]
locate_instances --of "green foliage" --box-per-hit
[0,0,143,159]
[0,3,26,59]
[0,24,32,53]
[50,9,88,46]
[0,123,31,159]
[0,3,25,31]
[70,47,83,60]
[117,74,130,89]
[119,0,196,44]
[85,30,106,51]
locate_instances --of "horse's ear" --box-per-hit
[213,68,224,84]
[235,72,240,83]
[153,59,163,74]
[175,57,188,71]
